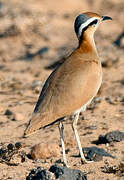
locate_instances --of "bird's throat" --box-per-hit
[79,31,97,55]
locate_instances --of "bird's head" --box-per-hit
[74,12,112,41]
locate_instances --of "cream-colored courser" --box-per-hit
[24,12,112,166]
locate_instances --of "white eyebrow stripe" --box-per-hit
[78,17,100,38]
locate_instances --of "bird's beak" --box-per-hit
[102,16,112,21]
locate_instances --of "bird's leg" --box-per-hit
[72,112,88,164]
[58,122,68,167]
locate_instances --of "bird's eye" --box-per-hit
[93,19,98,24]
[89,19,98,26]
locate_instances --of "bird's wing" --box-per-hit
[24,52,101,136]
[33,67,58,113]
[34,55,68,113]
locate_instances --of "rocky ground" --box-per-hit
[0,0,124,179]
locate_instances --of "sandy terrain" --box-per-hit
[0,0,124,179]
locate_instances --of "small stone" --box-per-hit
[95,130,124,144]
[4,109,13,116]
[102,161,124,176]
[0,24,20,37]
[105,96,115,105]
[120,97,124,102]
[31,80,42,89]
[30,169,36,174]
[94,96,104,103]
[31,143,61,160]
[34,72,40,77]
[21,150,26,162]
[88,96,103,111]
[84,125,97,130]
[4,109,16,121]
[18,101,24,105]
[102,60,113,68]
[0,148,7,158]
[5,109,24,121]
[7,143,14,151]
[81,146,115,161]
[120,79,124,85]
[34,87,40,94]
[49,164,88,180]
[8,177,13,179]
[15,142,22,149]
[113,32,124,48]
[26,166,52,180]
[105,131,124,142]
[17,90,24,96]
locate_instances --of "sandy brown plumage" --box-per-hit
[24,12,111,166]
[24,44,102,135]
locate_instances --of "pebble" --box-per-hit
[31,80,42,89]
[0,148,7,158]
[26,166,53,180]
[95,130,124,144]
[88,96,103,110]
[0,24,20,38]
[84,125,97,130]
[7,143,14,151]
[4,109,13,116]
[15,142,22,149]
[81,146,115,162]
[113,31,124,48]
[26,165,88,180]
[4,109,24,121]
[120,79,124,85]
[102,161,124,176]
[105,96,116,105]
[31,143,61,160]
[49,165,88,180]
[102,59,118,68]
[4,109,16,121]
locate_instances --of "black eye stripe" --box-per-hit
[83,19,99,31]
[79,19,99,35]
[78,19,99,42]
[88,19,98,26]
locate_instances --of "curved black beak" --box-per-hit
[102,16,112,21]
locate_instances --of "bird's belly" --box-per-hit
[74,97,93,114]
[74,74,102,115]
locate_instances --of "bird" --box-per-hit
[24,12,112,166]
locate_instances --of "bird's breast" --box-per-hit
[50,58,102,118]
[75,60,102,114]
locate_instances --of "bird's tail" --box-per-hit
[24,112,52,137]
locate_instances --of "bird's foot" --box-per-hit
[81,158,93,164]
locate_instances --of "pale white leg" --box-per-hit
[72,112,89,164]
[58,122,68,166]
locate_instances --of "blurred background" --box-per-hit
[0,0,124,179]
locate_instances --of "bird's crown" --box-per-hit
[74,12,112,40]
